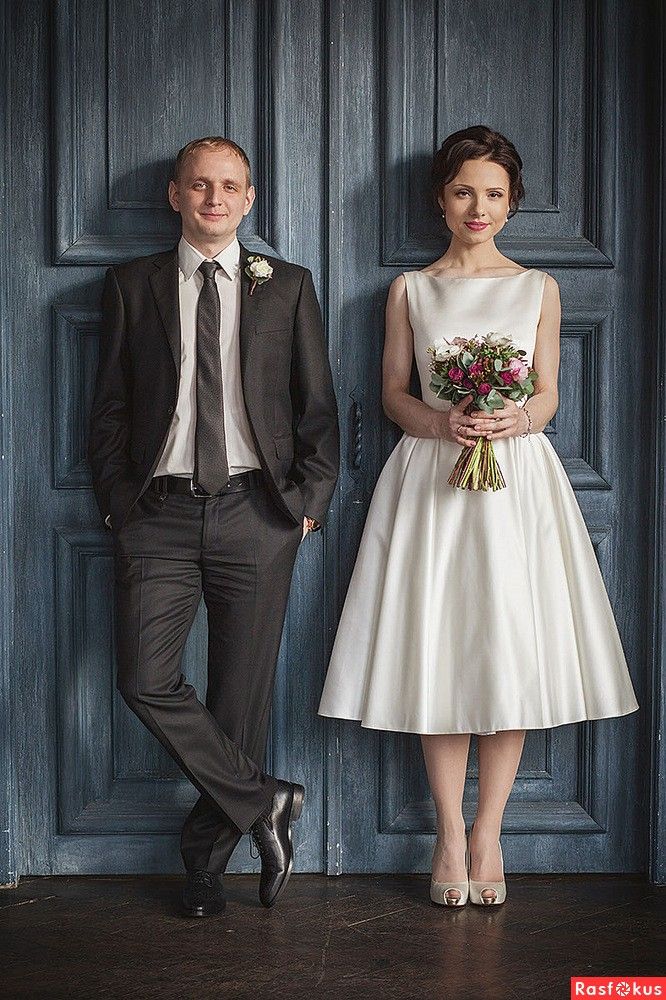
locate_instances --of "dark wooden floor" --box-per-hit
[1,874,664,999]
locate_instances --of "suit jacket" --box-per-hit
[88,242,340,531]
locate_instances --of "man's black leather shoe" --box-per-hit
[250,780,305,908]
[182,869,226,917]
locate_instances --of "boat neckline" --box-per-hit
[417,268,535,280]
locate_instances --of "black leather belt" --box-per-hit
[150,471,262,498]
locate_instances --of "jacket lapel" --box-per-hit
[238,242,259,382]
[149,247,180,372]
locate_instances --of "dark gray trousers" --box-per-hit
[113,479,303,873]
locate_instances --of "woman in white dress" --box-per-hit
[318,126,639,907]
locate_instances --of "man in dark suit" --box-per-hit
[88,136,339,917]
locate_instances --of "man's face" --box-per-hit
[168,147,255,249]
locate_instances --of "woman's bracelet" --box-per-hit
[520,406,532,438]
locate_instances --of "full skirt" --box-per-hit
[318,431,639,734]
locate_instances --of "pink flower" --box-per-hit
[478,382,492,395]
[469,361,484,377]
[500,370,514,385]
[462,378,474,389]
[508,357,529,382]
[448,367,464,383]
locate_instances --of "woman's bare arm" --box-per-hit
[525,273,561,433]
[381,275,477,446]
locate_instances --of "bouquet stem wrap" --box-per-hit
[447,435,506,491]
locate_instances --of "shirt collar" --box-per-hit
[178,236,241,281]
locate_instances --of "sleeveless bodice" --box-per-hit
[403,269,548,411]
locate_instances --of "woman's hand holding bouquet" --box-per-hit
[428,332,538,491]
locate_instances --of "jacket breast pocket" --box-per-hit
[255,326,290,336]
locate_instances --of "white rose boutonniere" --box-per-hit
[245,255,274,295]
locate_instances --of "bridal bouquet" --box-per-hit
[427,333,538,491]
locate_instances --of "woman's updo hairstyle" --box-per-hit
[432,125,525,220]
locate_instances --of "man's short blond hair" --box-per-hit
[172,137,252,187]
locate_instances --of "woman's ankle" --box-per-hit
[469,818,502,844]
[435,816,466,841]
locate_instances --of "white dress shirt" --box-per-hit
[154,236,261,478]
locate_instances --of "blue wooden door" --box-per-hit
[4,0,332,877]
[1,0,661,880]
[324,0,654,875]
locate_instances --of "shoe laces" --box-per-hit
[249,827,265,861]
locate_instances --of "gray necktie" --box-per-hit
[194,261,229,494]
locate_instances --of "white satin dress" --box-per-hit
[318,269,639,735]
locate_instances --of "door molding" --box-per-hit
[0,0,18,888]
[323,0,344,875]
[649,0,666,886]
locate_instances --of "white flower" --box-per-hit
[248,257,273,280]
[486,331,511,346]
[244,256,274,294]
[432,338,461,359]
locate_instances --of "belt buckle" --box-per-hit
[189,479,212,498]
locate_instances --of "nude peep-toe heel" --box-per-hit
[468,836,507,906]
[430,844,470,907]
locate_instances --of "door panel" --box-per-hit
[329,0,652,873]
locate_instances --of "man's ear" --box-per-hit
[168,179,179,213]
[243,185,256,217]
